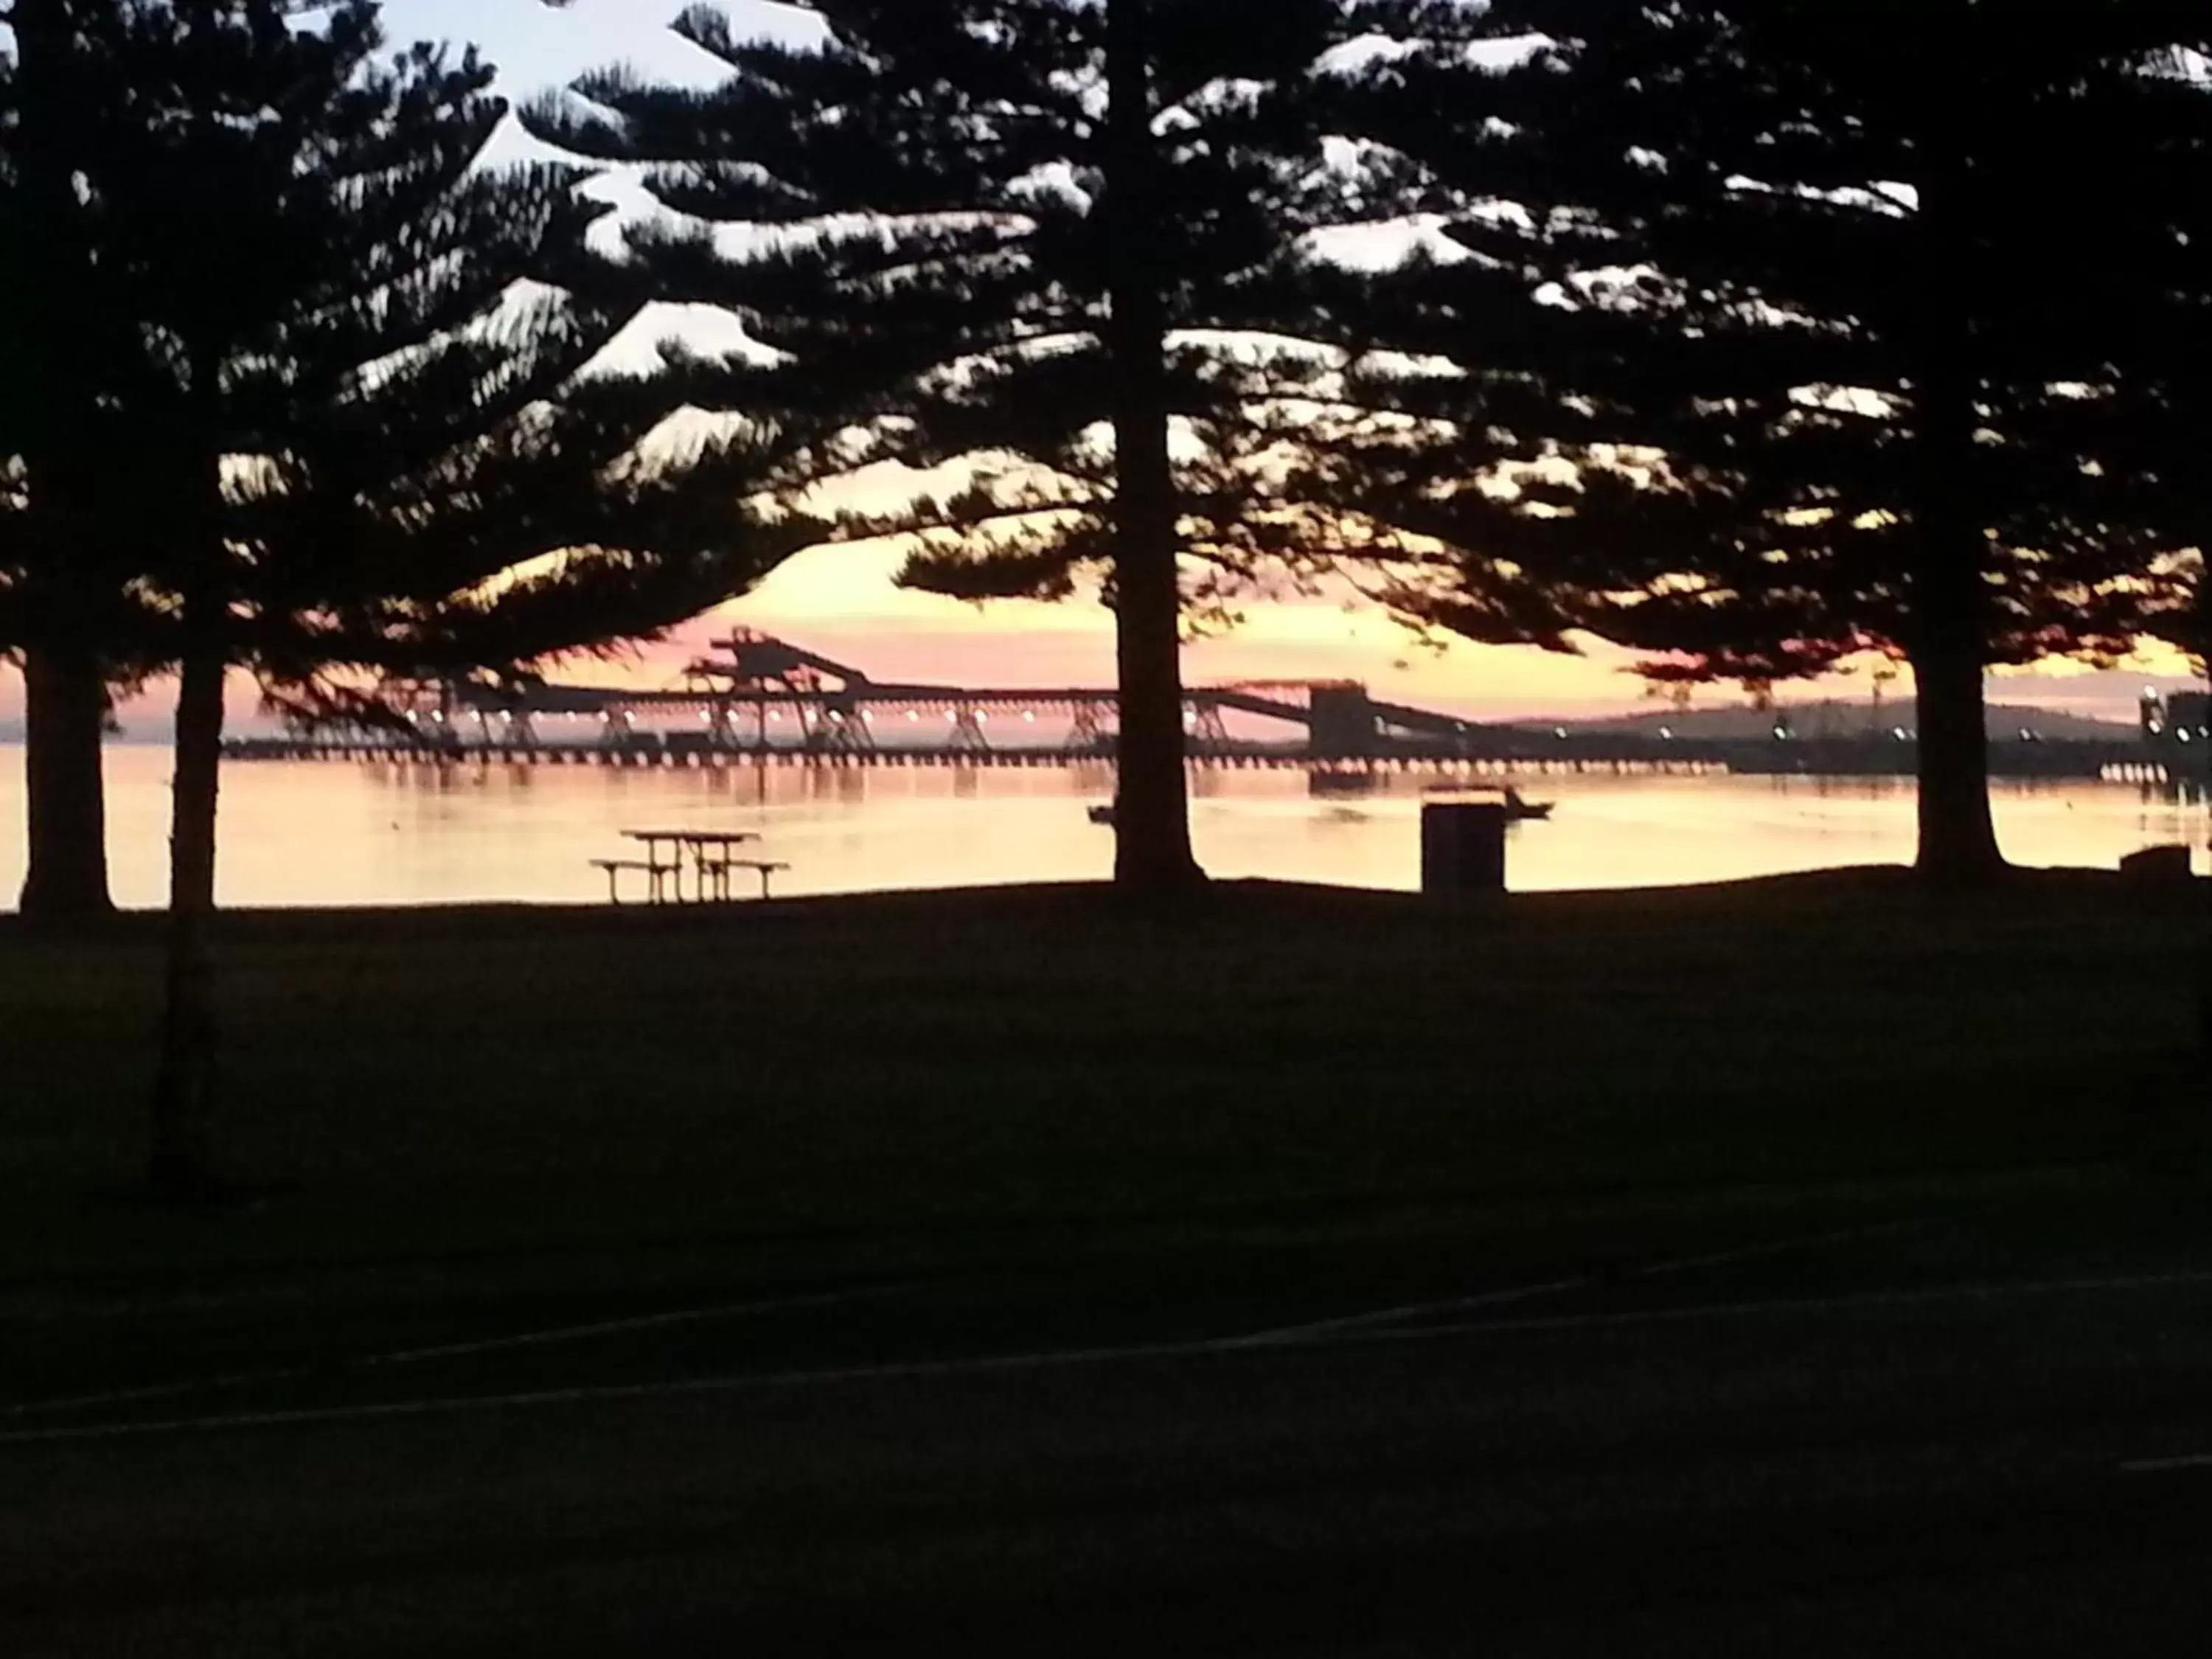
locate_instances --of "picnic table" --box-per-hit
[614,829,786,903]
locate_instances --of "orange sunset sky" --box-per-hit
[0,525,2202,734]
[631,537,2202,727]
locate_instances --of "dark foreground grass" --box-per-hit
[0,869,2204,1295]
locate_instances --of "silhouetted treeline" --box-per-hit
[8,0,2212,933]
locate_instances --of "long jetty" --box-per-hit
[222,632,2207,787]
[219,731,2180,784]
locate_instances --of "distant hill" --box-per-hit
[1544,700,2135,742]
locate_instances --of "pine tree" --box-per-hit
[521,0,1500,897]
[1324,1,2212,883]
[2083,31,2212,681]
[63,0,817,1195]
[0,0,135,922]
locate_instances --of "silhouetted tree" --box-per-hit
[522,1,1502,897]
[64,0,817,1196]
[0,0,140,923]
[1323,1,2212,883]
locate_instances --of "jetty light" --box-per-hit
[1658,726,1672,740]
[907,710,919,722]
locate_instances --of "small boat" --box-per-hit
[1503,787,1554,822]
[1087,801,1116,826]
[1423,782,1554,821]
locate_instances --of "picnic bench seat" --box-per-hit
[589,855,679,905]
[720,858,790,900]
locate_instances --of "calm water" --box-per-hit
[1,744,2206,910]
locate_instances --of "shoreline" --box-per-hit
[3,856,2207,922]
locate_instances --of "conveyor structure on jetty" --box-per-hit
[224,632,2210,787]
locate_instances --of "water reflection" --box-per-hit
[1,745,2205,911]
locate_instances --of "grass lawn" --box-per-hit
[0,870,2204,1297]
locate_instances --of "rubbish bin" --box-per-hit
[2120,844,2193,887]
[1421,801,1507,897]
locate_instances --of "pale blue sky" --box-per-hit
[375,1,818,166]
[378,1,816,93]
[2,4,815,164]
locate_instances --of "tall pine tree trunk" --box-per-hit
[149,628,225,1200]
[12,0,115,925]
[1105,0,1204,897]
[17,640,114,923]
[1907,621,2000,883]
[1909,82,2005,887]
[147,343,232,1200]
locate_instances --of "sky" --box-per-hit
[2,1,2202,726]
